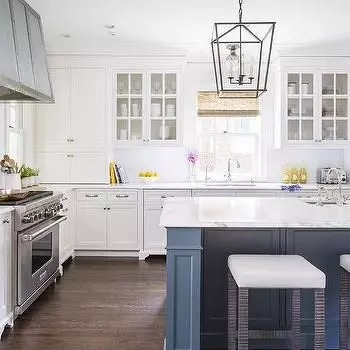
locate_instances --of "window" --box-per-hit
[197,116,261,180]
[6,103,24,164]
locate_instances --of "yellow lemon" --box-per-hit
[139,172,145,177]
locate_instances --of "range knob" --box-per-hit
[45,209,52,218]
[38,211,43,220]
[33,212,39,222]
[22,215,33,224]
[59,203,63,210]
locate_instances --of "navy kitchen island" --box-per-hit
[161,197,350,350]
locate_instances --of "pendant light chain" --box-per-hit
[238,0,243,22]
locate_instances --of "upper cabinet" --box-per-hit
[35,68,107,150]
[275,59,350,148]
[113,70,180,145]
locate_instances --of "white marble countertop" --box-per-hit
[41,181,342,192]
[160,197,350,228]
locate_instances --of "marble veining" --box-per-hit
[160,197,350,228]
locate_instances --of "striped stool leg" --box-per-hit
[340,267,349,350]
[292,289,301,350]
[238,288,249,350]
[314,288,326,350]
[228,271,237,350]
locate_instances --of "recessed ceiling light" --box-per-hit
[61,34,71,38]
[105,24,115,30]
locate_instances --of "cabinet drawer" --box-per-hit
[107,190,138,203]
[76,190,106,201]
[144,190,191,202]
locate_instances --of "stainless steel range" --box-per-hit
[0,191,66,315]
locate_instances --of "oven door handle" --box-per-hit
[21,216,67,242]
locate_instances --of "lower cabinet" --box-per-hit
[143,190,191,255]
[0,212,13,339]
[75,190,139,251]
[59,191,75,264]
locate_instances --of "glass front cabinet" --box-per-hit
[284,71,349,145]
[114,72,179,144]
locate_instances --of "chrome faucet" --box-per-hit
[227,158,240,182]
[327,167,344,206]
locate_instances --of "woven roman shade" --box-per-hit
[197,91,259,117]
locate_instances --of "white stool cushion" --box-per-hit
[340,255,350,272]
[228,255,325,289]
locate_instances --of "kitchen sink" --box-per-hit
[204,182,256,187]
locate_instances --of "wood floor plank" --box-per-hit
[1,257,166,350]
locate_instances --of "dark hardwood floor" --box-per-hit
[1,257,166,350]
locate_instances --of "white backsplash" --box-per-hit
[112,148,189,182]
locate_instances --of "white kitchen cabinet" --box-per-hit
[35,68,107,151]
[113,71,180,145]
[76,204,107,249]
[35,69,70,149]
[192,189,236,197]
[70,153,107,183]
[275,57,350,148]
[59,191,75,265]
[75,190,139,251]
[0,213,13,339]
[70,69,106,148]
[35,152,71,183]
[107,205,138,250]
[36,152,107,183]
[143,190,191,256]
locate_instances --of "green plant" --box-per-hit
[33,169,39,176]
[21,166,35,179]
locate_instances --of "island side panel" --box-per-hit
[286,228,350,350]
[201,228,284,350]
[166,228,202,350]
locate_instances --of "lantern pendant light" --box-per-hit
[211,0,276,98]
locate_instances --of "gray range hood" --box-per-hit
[0,0,54,102]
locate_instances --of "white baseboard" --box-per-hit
[74,250,140,258]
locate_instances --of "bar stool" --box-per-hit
[340,255,350,350]
[227,254,326,350]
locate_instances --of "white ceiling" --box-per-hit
[27,0,350,57]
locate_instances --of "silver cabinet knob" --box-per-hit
[3,218,10,224]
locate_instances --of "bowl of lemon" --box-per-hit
[138,171,159,183]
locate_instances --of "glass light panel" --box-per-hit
[151,74,163,94]
[130,120,142,141]
[151,120,163,140]
[336,120,348,140]
[301,74,313,95]
[117,74,129,95]
[336,74,348,95]
[287,74,299,95]
[130,98,142,118]
[301,99,313,117]
[322,120,335,140]
[165,74,176,94]
[336,99,348,118]
[130,74,142,95]
[116,120,129,140]
[301,120,313,140]
[164,120,176,140]
[322,99,334,117]
[288,120,299,141]
[288,98,299,117]
[322,74,334,95]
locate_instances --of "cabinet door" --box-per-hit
[11,0,34,89]
[26,8,52,97]
[286,73,315,144]
[0,214,11,330]
[0,0,18,82]
[70,153,107,183]
[144,208,166,251]
[70,69,106,147]
[59,192,74,264]
[76,204,106,249]
[35,69,70,149]
[149,72,178,142]
[107,205,138,250]
[35,152,71,183]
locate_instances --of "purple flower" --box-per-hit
[187,150,199,165]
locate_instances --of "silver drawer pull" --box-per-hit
[161,195,175,199]
[2,218,10,224]
[115,194,129,198]
[85,194,99,198]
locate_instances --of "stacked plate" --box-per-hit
[166,104,175,117]
[151,103,161,117]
